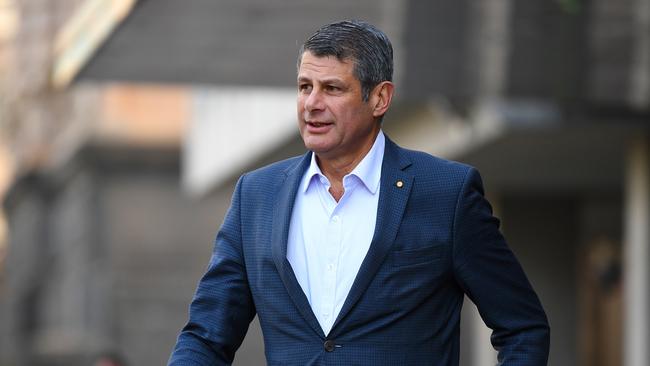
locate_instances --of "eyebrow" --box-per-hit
[297,76,345,85]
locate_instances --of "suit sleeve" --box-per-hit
[168,175,256,366]
[452,168,550,365]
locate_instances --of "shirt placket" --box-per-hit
[322,207,342,332]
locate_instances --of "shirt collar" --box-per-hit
[301,130,385,195]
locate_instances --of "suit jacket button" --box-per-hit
[324,339,336,352]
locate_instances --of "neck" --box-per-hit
[316,130,380,202]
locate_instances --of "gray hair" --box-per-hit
[298,20,393,102]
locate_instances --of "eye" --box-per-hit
[298,84,312,93]
[325,85,341,92]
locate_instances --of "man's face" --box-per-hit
[297,51,380,162]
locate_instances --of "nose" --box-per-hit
[303,88,324,112]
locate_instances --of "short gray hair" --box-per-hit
[298,20,393,102]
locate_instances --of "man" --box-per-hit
[169,20,549,365]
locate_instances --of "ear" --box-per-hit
[370,81,394,118]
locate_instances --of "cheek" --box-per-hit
[296,99,305,117]
[339,103,367,122]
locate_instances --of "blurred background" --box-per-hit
[0,0,649,365]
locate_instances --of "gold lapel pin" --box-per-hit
[396,180,404,188]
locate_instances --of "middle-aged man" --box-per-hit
[169,20,550,365]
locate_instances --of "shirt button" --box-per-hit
[327,263,335,271]
[331,215,339,223]
[324,339,336,352]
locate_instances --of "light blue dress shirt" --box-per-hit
[287,131,385,335]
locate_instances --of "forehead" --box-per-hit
[297,51,355,79]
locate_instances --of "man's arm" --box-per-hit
[452,168,550,365]
[169,175,256,366]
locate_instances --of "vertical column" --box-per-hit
[467,0,512,98]
[630,0,650,108]
[623,136,650,366]
[379,0,407,88]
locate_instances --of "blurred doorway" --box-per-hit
[578,238,622,366]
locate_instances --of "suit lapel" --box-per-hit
[269,138,414,338]
[331,137,414,335]
[270,152,326,338]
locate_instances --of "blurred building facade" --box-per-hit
[0,0,649,365]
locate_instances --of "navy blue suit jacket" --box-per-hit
[169,137,550,365]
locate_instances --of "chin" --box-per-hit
[302,137,329,152]
[306,145,335,158]
[305,144,327,154]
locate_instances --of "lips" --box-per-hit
[308,122,330,127]
[305,121,333,133]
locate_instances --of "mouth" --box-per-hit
[304,121,333,134]
[307,121,330,127]
[305,120,334,127]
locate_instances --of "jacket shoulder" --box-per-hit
[398,146,474,181]
[241,154,307,186]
